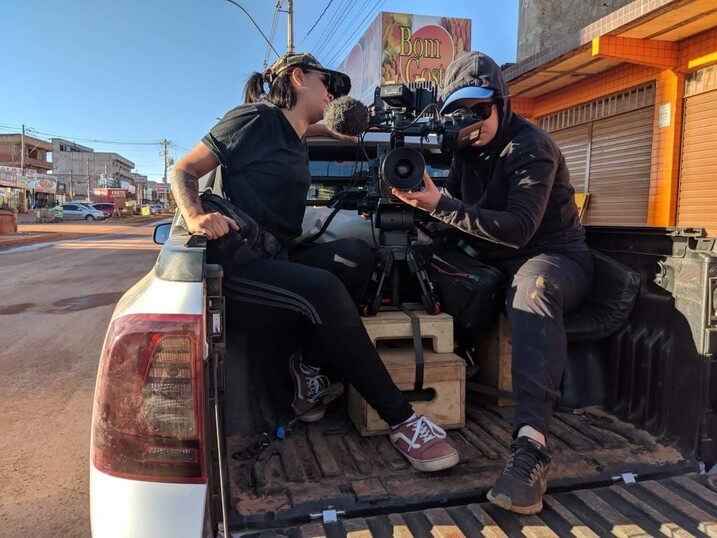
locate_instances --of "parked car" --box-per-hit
[58,203,107,220]
[149,203,164,214]
[92,203,117,218]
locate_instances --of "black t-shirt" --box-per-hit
[202,102,310,240]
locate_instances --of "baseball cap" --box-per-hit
[269,52,351,98]
[439,51,502,113]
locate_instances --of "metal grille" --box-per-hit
[685,64,717,97]
[539,84,655,132]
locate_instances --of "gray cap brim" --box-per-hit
[440,86,494,113]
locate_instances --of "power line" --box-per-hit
[298,0,334,47]
[312,0,358,59]
[325,0,387,67]
[264,0,283,69]
[223,0,280,58]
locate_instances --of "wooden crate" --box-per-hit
[361,307,454,353]
[474,312,513,406]
[348,344,465,436]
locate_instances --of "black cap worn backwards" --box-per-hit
[268,52,351,98]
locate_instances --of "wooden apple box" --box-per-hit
[474,312,514,407]
[361,305,454,353]
[348,344,466,436]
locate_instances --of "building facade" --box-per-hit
[51,138,135,200]
[0,134,55,210]
[507,0,717,236]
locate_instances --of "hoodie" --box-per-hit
[431,52,587,261]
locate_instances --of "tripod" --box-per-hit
[362,198,440,316]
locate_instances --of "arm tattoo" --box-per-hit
[171,168,201,212]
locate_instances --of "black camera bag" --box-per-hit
[199,191,283,262]
[419,242,506,332]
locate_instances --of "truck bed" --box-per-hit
[223,335,696,530]
[236,473,717,537]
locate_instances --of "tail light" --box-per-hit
[91,314,206,483]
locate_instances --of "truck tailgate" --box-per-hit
[238,473,717,537]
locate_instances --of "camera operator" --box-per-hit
[171,52,458,472]
[392,51,594,511]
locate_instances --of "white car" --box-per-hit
[58,203,107,220]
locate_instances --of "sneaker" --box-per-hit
[487,436,551,515]
[289,352,330,422]
[390,415,459,472]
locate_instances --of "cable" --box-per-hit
[298,0,334,47]
[263,0,282,69]
[325,0,387,68]
[310,0,349,56]
[312,0,360,59]
[315,0,370,61]
[222,0,280,58]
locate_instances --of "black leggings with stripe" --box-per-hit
[222,238,413,426]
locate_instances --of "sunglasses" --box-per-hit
[470,102,495,121]
[305,69,334,94]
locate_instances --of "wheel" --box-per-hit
[85,215,95,221]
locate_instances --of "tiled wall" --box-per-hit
[512,27,717,226]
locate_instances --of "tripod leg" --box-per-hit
[406,250,441,315]
[363,249,394,316]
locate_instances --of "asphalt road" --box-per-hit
[0,221,163,537]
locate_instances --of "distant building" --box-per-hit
[130,172,148,203]
[0,133,53,172]
[51,138,135,200]
[0,134,54,210]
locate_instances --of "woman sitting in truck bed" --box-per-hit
[170,52,458,473]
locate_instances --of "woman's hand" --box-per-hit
[185,212,239,240]
[391,172,442,212]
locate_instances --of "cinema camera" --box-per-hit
[323,82,487,315]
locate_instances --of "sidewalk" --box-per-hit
[0,214,170,250]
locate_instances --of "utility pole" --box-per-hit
[161,139,169,183]
[87,158,91,202]
[20,124,26,174]
[287,0,294,53]
[69,169,73,199]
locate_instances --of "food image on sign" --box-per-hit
[337,11,471,104]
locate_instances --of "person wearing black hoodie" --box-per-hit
[392,51,594,514]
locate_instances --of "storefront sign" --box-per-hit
[337,12,471,104]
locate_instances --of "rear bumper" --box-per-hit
[90,464,207,537]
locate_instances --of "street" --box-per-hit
[0,220,164,537]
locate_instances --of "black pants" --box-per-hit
[496,250,594,437]
[223,238,413,426]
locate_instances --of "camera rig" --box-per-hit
[357,81,485,316]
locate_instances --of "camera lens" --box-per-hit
[380,147,425,191]
[395,159,414,180]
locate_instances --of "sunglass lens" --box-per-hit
[472,103,493,120]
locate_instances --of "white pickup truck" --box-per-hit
[89,139,717,537]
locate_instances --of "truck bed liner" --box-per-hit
[226,397,694,528]
[236,474,717,537]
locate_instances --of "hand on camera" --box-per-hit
[391,172,442,212]
[186,212,239,240]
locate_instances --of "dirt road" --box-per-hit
[0,221,163,537]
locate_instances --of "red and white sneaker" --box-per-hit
[289,352,331,422]
[390,415,459,472]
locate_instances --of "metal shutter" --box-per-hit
[678,89,717,237]
[550,124,590,193]
[586,107,654,225]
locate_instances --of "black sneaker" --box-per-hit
[487,436,551,515]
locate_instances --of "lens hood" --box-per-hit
[380,146,425,191]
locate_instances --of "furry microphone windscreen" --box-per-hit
[323,96,369,136]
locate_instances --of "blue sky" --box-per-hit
[0,0,518,182]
